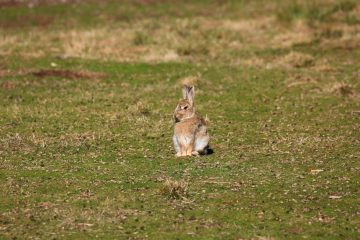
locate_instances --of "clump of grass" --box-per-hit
[0,80,16,89]
[276,0,358,25]
[161,179,189,200]
[286,74,317,88]
[279,51,315,68]
[332,1,357,13]
[177,43,209,57]
[128,101,151,118]
[329,82,357,98]
[319,29,343,39]
[178,75,200,86]
[133,31,150,46]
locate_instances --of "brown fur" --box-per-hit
[173,85,210,157]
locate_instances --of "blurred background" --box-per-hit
[1,0,359,64]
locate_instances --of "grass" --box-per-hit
[0,0,359,239]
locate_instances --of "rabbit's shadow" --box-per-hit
[203,146,214,155]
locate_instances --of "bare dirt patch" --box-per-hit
[32,69,106,79]
[0,14,54,29]
[0,0,22,8]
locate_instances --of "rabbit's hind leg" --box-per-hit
[178,135,193,157]
[176,136,190,157]
[173,135,181,157]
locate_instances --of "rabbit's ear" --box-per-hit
[187,86,195,105]
[182,85,195,105]
[182,85,189,99]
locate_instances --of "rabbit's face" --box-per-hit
[174,99,194,122]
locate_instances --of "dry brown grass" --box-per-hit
[286,74,317,88]
[1,12,358,65]
[178,75,200,86]
[221,17,278,48]
[271,20,314,48]
[0,195,139,235]
[277,51,315,68]
[161,179,189,199]
[327,82,358,98]
[0,21,316,61]
[1,0,359,66]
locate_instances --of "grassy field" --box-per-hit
[0,0,359,239]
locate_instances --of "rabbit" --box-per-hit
[173,85,210,157]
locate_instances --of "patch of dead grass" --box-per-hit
[327,82,358,98]
[236,56,266,68]
[0,3,358,66]
[276,51,315,68]
[318,23,360,50]
[312,58,335,72]
[271,20,314,48]
[178,75,200,86]
[127,100,151,118]
[222,17,277,36]
[286,74,317,88]
[255,237,276,240]
[142,49,180,62]
[161,179,189,199]
[0,16,311,63]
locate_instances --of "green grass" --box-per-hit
[0,0,359,239]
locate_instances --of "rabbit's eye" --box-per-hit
[183,106,188,110]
